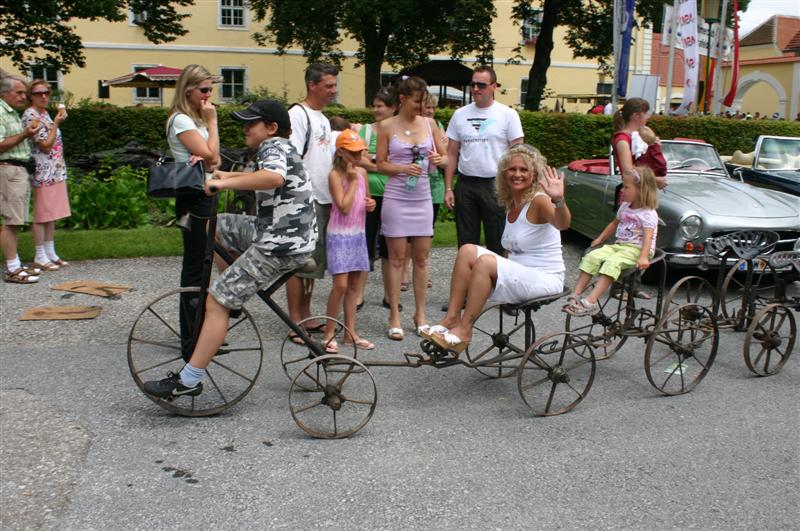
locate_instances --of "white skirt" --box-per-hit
[476,246,564,305]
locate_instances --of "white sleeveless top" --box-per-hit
[501,193,565,273]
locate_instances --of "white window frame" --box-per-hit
[127,8,149,26]
[519,78,528,106]
[132,64,161,103]
[28,64,62,93]
[220,67,247,102]
[217,0,249,30]
[520,10,543,45]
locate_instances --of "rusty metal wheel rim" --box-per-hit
[743,303,796,376]
[128,287,263,417]
[465,304,527,378]
[644,303,718,396]
[289,354,377,439]
[517,332,596,416]
[280,316,357,390]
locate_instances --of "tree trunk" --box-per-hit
[361,29,389,107]
[524,0,563,111]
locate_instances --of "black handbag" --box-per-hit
[147,157,205,198]
[147,114,206,198]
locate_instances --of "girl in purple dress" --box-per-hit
[376,77,447,341]
[322,131,377,351]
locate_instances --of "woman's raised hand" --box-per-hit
[541,166,565,202]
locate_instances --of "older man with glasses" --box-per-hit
[443,65,524,260]
[0,75,40,284]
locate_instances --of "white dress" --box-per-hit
[476,194,565,304]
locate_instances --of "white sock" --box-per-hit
[35,245,49,265]
[44,241,60,262]
[179,363,206,387]
[6,257,21,272]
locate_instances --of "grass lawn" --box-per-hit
[5,221,459,262]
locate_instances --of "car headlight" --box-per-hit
[680,214,703,240]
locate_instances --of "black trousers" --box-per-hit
[454,175,506,255]
[176,193,215,360]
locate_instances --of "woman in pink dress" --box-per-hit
[376,76,447,341]
[21,79,70,270]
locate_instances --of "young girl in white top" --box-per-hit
[564,166,659,316]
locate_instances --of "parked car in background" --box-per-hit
[722,135,800,196]
[562,139,800,268]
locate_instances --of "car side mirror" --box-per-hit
[733,167,744,182]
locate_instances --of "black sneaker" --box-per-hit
[143,371,203,398]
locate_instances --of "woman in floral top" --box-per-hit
[21,79,70,270]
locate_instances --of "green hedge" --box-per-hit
[59,106,800,167]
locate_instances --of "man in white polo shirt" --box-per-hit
[444,65,524,256]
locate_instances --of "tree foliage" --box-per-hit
[0,1,193,72]
[514,0,751,111]
[248,0,497,105]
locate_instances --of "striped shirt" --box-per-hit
[0,99,31,161]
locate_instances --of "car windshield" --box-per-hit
[662,142,725,173]
[755,137,800,170]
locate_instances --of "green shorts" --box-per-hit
[578,243,642,281]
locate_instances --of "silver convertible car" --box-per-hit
[562,139,800,268]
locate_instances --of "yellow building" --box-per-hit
[718,15,800,120]
[0,1,656,112]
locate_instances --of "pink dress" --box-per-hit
[380,135,434,238]
[21,107,71,223]
[326,173,370,275]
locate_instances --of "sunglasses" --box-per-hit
[411,145,421,160]
[470,82,490,90]
[31,91,51,96]
[197,87,213,94]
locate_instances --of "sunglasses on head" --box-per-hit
[197,87,213,94]
[470,81,490,90]
[31,91,51,96]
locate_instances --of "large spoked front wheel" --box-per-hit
[517,332,596,416]
[465,304,527,378]
[644,303,718,396]
[743,303,796,376]
[289,354,377,439]
[128,287,264,416]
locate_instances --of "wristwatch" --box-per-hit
[552,198,565,209]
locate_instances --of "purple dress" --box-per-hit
[327,173,370,275]
[380,135,434,238]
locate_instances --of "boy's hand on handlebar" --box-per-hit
[204,179,221,196]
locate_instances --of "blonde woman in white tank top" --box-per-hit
[424,146,572,353]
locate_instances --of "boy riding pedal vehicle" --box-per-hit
[143,99,317,398]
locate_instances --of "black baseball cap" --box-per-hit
[231,99,291,130]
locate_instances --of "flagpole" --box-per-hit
[664,1,679,114]
[712,0,729,114]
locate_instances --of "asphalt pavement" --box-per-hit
[1,235,798,530]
